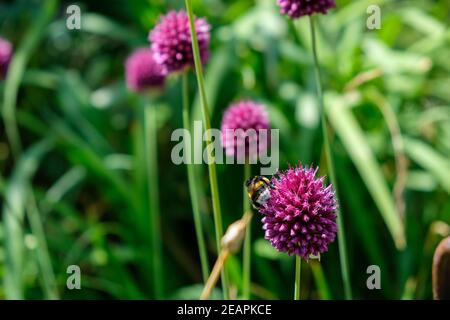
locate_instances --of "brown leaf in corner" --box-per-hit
[433,236,450,300]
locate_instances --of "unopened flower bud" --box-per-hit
[433,236,450,300]
[221,213,252,253]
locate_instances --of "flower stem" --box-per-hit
[144,103,164,299]
[308,15,352,299]
[243,162,252,299]
[182,72,210,283]
[184,0,229,299]
[310,260,332,300]
[294,256,301,300]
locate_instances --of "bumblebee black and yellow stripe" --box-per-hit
[245,175,272,209]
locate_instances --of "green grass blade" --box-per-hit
[44,167,86,208]
[403,138,450,194]
[50,118,140,216]
[26,188,59,299]
[3,139,53,299]
[47,13,144,47]
[79,13,144,46]
[192,45,233,123]
[185,0,229,299]
[326,92,406,249]
[310,261,332,300]
[182,73,210,284]
[243,163,251,299]
[57,71,112,155]
[144,104,164,299]
[1,0,57,158]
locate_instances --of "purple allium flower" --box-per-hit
[125,48,166,92]
[221,100,270,160]
[149,10,210,73]
[260,165,337,259]
[0,37,13,79]
[277,0,336,19]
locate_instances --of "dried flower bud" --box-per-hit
[433,236,450,300]
[221,213,252,253]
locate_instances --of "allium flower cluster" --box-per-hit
[125,48,166,92]
[126,10,211,93]
[260,165,337,259]
[149,10,210,73]
[277,0,336,19]
[220,100,270,160]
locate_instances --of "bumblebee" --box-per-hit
[245,176,272,209]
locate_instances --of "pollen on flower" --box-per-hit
[259,164,338,259]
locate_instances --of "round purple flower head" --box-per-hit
[221,100,270,160]
[0,37,13,79]
[125,48,166,92]
[277,0,336,19]
[260,165,337,259]
[149,10,210,73]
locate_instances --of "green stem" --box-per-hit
[308,15,352,299]
[3,139,52,299]
[182,72,210,283]
[243,162,251,299]
[294,256,301,300]
[144,103,163,299]
[26,188,59,299]
[310,260,332,300]
[184,0,229,299]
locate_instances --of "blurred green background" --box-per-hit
[0,0,449,299]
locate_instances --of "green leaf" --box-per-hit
[49,13,143,47]
[192,45,234,123]
[170,284,222,300]
[399,8,445,37]
[403,138,450,194]
[254,238,287,260]
[333,0,387,27]
[1,0,57,157]
[81,13,144,45]
[40,113,140,224]
[2,139,53,299]
[57,71,112,155]
[363,38,432,75]
[22,69,58,90]
[44,166,86,208]
[326,92,406,249]
[406,170,438,192]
